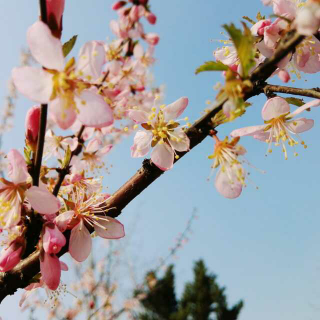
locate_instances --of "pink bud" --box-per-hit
[43,223,66,254]
[144,33,160,46]
[278,69,290,83]
[25,106,41,146]
[129,5,140,22]
[146,12,157,24]
[112,1,127,10]
[0,238,24,272]
[46,0,65,38]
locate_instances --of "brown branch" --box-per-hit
[263,84,320,99]
[0,30,305,304]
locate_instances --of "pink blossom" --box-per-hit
[57,186,125,262]
[43,223,66,254]
[12,21,113,130]
[128,97,190,171]
[0,237,24,272]
[295,2,320,36]
[208,136,247,199]
[231,97,320,159]
[0,149,60,229]
[278,69,290,82]
[144,33,160,46]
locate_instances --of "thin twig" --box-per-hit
[263,84,320,99]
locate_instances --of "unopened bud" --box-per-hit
[46,0,65,38]
[112,1,127,10]
[25,105,41,151]
[0,237,25,272]
[144,33,160,46]
[146,12,157,24]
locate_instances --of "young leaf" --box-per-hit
[256,12,265,21]
[223,23,256,78]
[63,35,78,57]
[195,61,229,74]
[285,97,305,107]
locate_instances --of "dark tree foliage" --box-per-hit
[135,260,243,320]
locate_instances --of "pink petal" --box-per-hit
[169,129,190,152]
[49,97,77,130]
[94,217,125,239]
[26,186,61,214]
[262,97,290,120]
[27,21,64,70]
[164,97,189,121]
[12,67,52,103]
[230,124,266,137]
[131,131,152,158]
[40,252,61,290]
[76,90,114,128]
[127,110,149,123]
[151,143,174,171]
[54,210,74,232]
[289,99,320,117]
[215,168,243,199]
[76,41,106,80]
[69,221,92,262]
[60,260,68,271]
[286,118,314,133]
[7,149,29,184]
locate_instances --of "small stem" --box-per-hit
[52,125,85,196]
[263,84,320,99]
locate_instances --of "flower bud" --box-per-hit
[46,0,65,38]
[146,12,157,25]
[43,223,66,254]
[112,1,127,10]
[0,237,24,272]
[144,33,160,46]
[278,69,290,83]
[25,105,40,150]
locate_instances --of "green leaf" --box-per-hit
[285,97,305,107]
[195,61,229,74]
[62,35,78,57]
[62,146,72,168]
[24,146,32,165]
[223,23,256,78]
[256,12,265,21]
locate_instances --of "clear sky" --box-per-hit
[1,1,320,319]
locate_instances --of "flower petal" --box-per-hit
[262,97,290,120]
[230,124,266,137]
[131,131,152,158]
[49,97,77,130]
[151,143,174,171]
[127,110,149,123]
[76,41,106,80]
[94,217,125,239]
[215,167,243,199]
[27,21,64,70]
[76,90,114,128]
[289,99,320,117]
[40,252,61,290]
[26,186,61,214]
[12,67,52,103]
[7,149,29,184]
[164,97,188,121]
[69,221,92,262]
[54,210,74,232]
[169,129,190,152]
[286,118,314,133]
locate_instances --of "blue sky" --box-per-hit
[1,1,320,319]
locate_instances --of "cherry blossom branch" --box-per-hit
[263,84,320,99]
[0,29,305,304]
[32,0,49,186]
